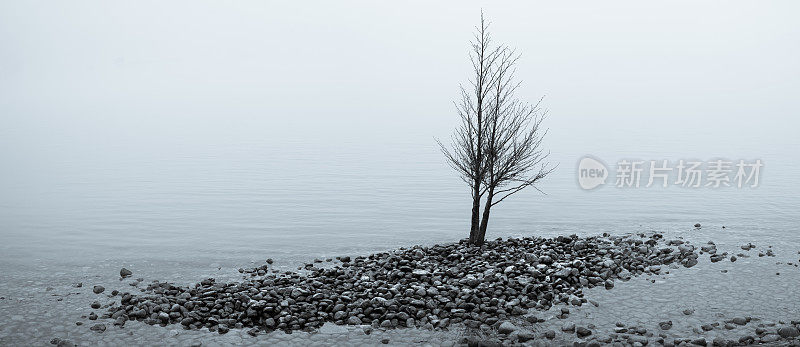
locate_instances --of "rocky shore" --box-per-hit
[12,231,796,346]
[95,234,696,334]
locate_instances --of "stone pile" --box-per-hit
[94,233,701,335]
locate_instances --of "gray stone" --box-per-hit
[659,321,672,330]
[778,326,800,338]
[89,324,106,333]
[498,321,517,334]
[561,322,576,332]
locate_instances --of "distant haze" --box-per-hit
[1,2,799,266]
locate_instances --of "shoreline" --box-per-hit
[0,230,791,346]
[46,232,794,346]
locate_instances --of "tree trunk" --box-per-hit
[477,188,494,245]
[469,185,481,244]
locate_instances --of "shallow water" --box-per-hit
[1,130,799,345]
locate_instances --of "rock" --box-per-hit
[683,258,698,268]
[544,330,556,339]
[347,316,362,325]
[89,323,106,333]
[50,338,74,347]
[51,338,75,347]
[498,321,517,334]
[120,268,132,278]
[709,253,724,262]
[712,337,729,346]
[694,223,701,228]
[90,301,101,309]
[333,310,348,321]
[630,335,649,345]
[778,326,800,338]
[524,314,539,323]
[659,321,672,330]
[517,331,535,342]
[217,325,229,334]
[732,317,747,325]
[381,339,389,344]
[761,334,780,343]
[683,308,694,315]
[561,322,576,332]
[92,285,105,294]
[576,326,592,337]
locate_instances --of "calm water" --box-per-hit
[1,130,798,273]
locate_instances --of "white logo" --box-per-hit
[577,156,608,190]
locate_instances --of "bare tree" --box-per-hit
[438,13,502,245]
[440,13,554,246]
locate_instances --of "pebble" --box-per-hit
[89,323,106,333]
[92,285,105,294]
[778,326,800,338]
[120,268,132,278]
[498,321,517,334]
[561,322,576,332]
[50,338,76,347]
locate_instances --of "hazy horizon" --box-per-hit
[2,2,799,255]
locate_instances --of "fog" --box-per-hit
[3,2,799,149]
[1,2,799,228]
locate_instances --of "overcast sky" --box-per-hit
[2,1,799,163]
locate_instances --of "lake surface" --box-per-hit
[1,128,798,272]
[1,126,800,345]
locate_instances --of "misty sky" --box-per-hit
[1,1,799,177]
